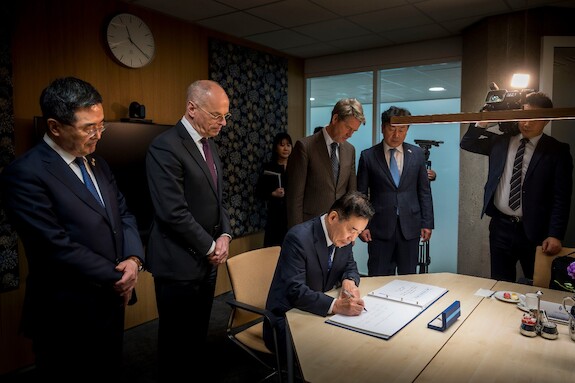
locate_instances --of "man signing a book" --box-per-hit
[264,191,375,365]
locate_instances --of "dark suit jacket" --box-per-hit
[286,131,356,228]
[460,125,573,242]
[145,121,231,280]
[266,216,361,319]
[357,141,434,240]
[0,140,144,336]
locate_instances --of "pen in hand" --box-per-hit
[343,289,368,312]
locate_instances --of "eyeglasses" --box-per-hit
[62,121,106,138]
[81,122,106,138]
[195,103,232,123]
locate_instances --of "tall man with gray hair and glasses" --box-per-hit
[287,98,366,229]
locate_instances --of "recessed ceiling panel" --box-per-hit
[350,5,435,33]
[246,0,337,27]
[294,18,373,41]
[195,12,280,37]
[312,0,406,16]
[246,29,316,50]
[131,0,234,21]
[126,0,573,58]
[415,0,509,22]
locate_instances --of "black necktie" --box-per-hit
[330,142,339,182]
[75,157,104,206]
[327,244,335,271]
[201,138,218,189]
[509,138,529,211]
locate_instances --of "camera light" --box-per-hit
[511,73,530,89]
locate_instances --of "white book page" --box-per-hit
[368,279,447,309]
[326,295,422,339]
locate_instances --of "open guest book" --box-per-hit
[325,279,448,339]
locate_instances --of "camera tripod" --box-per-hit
[414,139,443,274]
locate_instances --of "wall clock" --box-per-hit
[106,13,155,68]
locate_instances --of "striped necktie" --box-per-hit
[509,138,529,211]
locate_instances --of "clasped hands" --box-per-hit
[208,235,231,266]
[114,257,140,307]
[333,281,365,316]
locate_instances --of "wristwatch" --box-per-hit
[128,256,144,272]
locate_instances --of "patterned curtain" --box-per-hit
[0,16,19,292]
[209,39,288,238]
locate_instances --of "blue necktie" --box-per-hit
[389,148,400,187]
[75,157,104,206]
[327,244,335,271]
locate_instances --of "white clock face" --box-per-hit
[106,13,155,68]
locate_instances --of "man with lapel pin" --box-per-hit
[358,106,434,276]
[0,77,144,381]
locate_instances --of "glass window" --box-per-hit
[307,62,461,275]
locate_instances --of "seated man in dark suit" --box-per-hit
[264,191,374,364]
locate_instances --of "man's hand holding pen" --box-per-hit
[333,288,367,316]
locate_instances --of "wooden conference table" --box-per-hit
[285,272,574,383]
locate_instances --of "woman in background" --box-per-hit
[256,132,292,247]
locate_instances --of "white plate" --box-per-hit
[517,302,529,312]
[493,291,523,303]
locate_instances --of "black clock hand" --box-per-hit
[124,25,151,59]
[124,24,134,42]
[131,41,151,59]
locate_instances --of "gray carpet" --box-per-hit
[3,292,279,382]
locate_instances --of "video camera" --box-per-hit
[481,82,534,135]
[414,139,444,163]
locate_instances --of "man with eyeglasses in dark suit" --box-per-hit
[146,79,233,381]
[286,98,366,229]
[0,77,144,381]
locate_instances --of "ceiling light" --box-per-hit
[309,97,315,101]
[429,87,445,92]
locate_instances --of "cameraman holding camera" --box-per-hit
[461,91,573,283]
